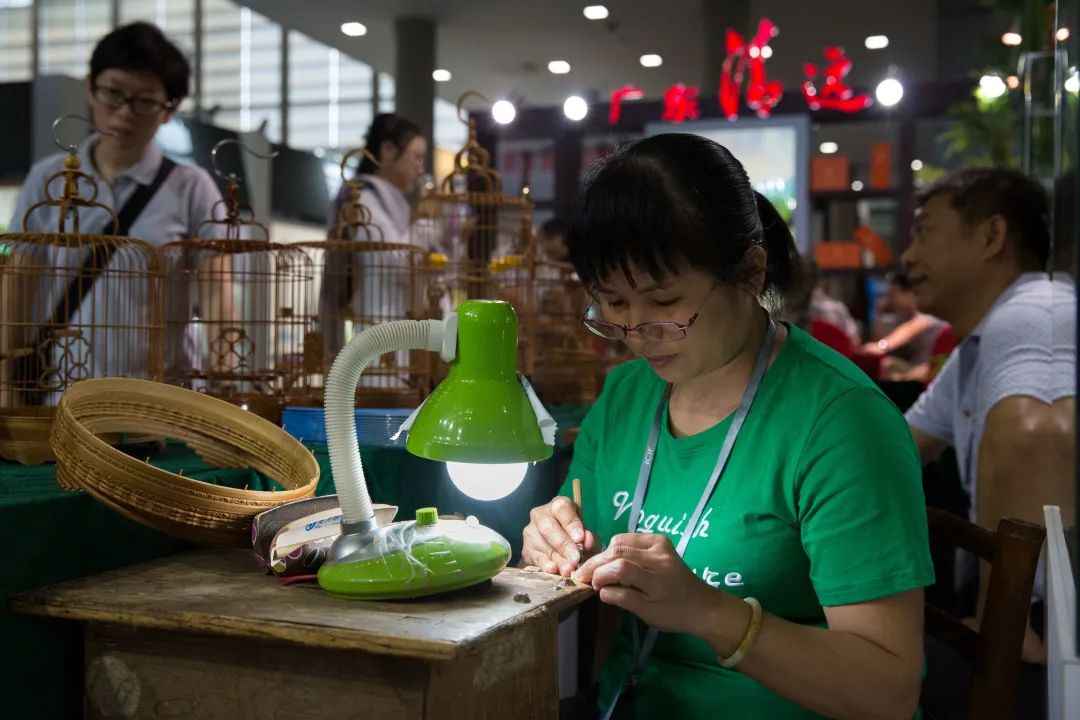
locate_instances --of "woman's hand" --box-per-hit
[573,533,742,641]
[521,496,600,577]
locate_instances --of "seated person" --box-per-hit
[862,272,947,383]
[904,167,1076,664]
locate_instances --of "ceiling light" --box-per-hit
[864,35,889,50]
[761,45,773,59]
[340,22,367,37]
[548,60,571,75]
[1007,75,1020,89]
[819,141,839,154]
[1002,31,1022,46]
[911,159,924,171]
[851,180,864,192]
[432,69,452,82]
[563,95,588,121]
[875,78,904,107]
[640,54,663,68]
[583,5,608,20]
[1058,27,1071,42]
[978,74,1007,99]
[492,100,516,125]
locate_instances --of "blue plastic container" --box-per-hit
[281,407,415,448]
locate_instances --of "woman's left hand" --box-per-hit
[572,532,725,636]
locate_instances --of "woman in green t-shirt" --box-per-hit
[521,133,934,719]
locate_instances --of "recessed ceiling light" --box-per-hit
[492,100,516,125]
[1002,31,1022,46]
[819,142,838,154]
[432,69,452,82]
[864,35,889,50]
[340,21,367,37]
[1057,27,1071,42]
[548,60,571,75]
[851,180,864,192]
[583,5,609,20]
[760,45,773,59]
[911,159,924,171]
[640,54,663,68]
[564,95,588,121]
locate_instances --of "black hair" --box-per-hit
[89,22,191,103]
[916,167,1050,270]
[568,133,800,311]
[359,113,423,175]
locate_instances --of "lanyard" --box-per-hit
[602,318,776,720]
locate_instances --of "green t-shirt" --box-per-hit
[561,324,934,719]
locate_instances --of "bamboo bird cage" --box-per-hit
[0,120,164,463]
[292,148,432,409]
[158,140,313,425]
[413,93,536,378]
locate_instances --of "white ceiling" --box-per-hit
[238,0,987,110]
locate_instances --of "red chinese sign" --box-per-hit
[608,18,874,125]
[720,18,782,119]
[802,46,872,112]
[609,84,645,124]
[661,84,700,123]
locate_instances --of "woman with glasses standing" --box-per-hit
[521,134,933,719]
[9,22,223,384]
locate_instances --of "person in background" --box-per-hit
[521,134,932,719]
[9,21,223,384]
[320,113,428,382]
[806,269,861,347]
[862,272,946,382]
[903,167,1075,666]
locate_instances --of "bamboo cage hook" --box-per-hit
[210,138,279,185]
[52,114,113,155]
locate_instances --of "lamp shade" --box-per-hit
[405,300,551,464]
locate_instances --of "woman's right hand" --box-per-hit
[521,496,600,577]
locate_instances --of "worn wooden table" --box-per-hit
[12,548,593,719]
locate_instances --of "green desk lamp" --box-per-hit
[318,300,554,600]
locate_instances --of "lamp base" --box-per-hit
[318,509,511,600]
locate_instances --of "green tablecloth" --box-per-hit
[1,431,577,719]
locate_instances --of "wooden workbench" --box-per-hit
[12,548,593,719]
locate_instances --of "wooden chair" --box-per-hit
[924,507,1046,720]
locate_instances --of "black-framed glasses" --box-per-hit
[582,286,715,342]
[92,84,177,117]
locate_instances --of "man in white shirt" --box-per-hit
[903,167,1075,665]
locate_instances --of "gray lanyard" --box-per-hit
[602,318,776,720]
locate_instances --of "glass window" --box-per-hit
[286,30,374,151]
[434,97,467,152]
[0,3,33,82]
[119,0,197,57]
[39,0,111,78]
[202,0,281,142]
[378,72,394,113]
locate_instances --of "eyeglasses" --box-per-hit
[92,84,177,118]
[582,286,715,342]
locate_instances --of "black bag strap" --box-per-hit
[44,156,177,330]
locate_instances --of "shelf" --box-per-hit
[811,189,900,202]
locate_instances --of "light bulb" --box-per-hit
[432,68,452,82]
[819,141,839,154]
[446,462,528,501]
[1002,31,1022,47]
[640,54,663,68]
[875,78,904,107]
[583,5,608,20]
[492,100,516,125]
[563,95,588,121]
[548,60,571,74]
[340,22,367,37]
